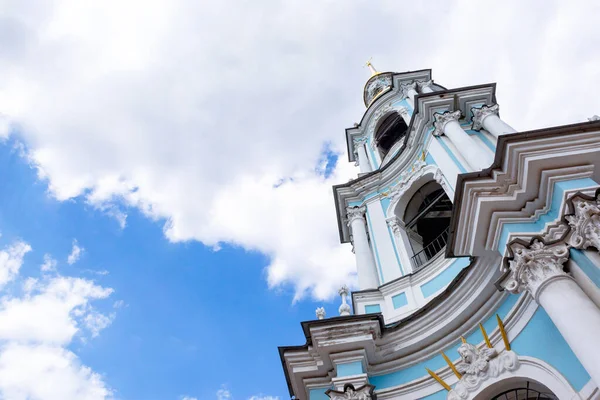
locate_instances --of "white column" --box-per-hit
[417,79,434,93]
[503,240,600,385]
[400,82,418,108]
[354,142,372,173]
[347,207,379,290]
[386,217,414,274]
[433,110,493,171]
[398,107,411,125]
[472,104,516,138]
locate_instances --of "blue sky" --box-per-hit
[0,1,599,399]
[0,137,345,399]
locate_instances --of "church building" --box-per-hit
[278,64,600,399]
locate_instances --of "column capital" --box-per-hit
[432,110,462,136]
[346,206,366,226]
[399,81,418,99]
[566,190,600,251]
[502,239,571,300]
[417,79,433,91]
[397,106,410,117]
[353,137,367,147]
[471,104,499,131]
[385,216,402,236]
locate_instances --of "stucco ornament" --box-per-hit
[346,206,366,226]
[433,110,461,136]
[434,168,449,193]
[502,240,569,299]
[315,307,326,320]
[326,383,375,400]
[387,159,427,206]
[448,343,519,400]
[338,285,351,316]
[399,81,418,99]
[385,217,402,236]
[417,79,433,92]
[566,192,600,252]
[364,74,392,106]
[471,104,499,131]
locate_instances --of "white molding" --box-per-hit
[451,127,600,257]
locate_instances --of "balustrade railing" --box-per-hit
[410,226,449,270]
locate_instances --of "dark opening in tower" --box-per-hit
[374,112,408,159]
[403,181,452,269]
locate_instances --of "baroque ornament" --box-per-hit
[502,240,570,299]
[338,285,351,316]
[364,74,392,106]
[448,343,519,400]
[399,81,418,99]
[346,206,366,226]
[326,383,375,400]
[471,104,499,131]
[417,79,433,91]
[566,192,600,252]
[433,110,461,136]
[387,159,428,208]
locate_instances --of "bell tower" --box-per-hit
[333,65,517,323]
[280,63,600,400]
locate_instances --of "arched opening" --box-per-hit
[403,181,452,269]
[483,379,558,400]
[375,112,408,158]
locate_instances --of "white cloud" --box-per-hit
[0,344,112,400]
[67,240,84,265]
[180,397,198,400]
[84,311,115,338]
[0,239,114,399]
[217,387,232,400]
[41,254,57,272]
[112,300,126,309]
[1,0,599,299]
[248,396,279,400]
[0,241,31,288]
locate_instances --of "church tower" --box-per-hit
[279,64,600,400]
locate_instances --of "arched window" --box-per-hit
[403,181,452,269]
[375,112,408,158]
[488,380,558,400]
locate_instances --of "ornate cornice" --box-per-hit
[433,111,461,137]
[502,239,570,300]
[471,104,499,131]
[565,190,600,252]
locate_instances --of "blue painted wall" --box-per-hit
[337,361,364,377]
[420,257,470,298]
[392,292,408,309]
[309,388,330,400]
[511,307,590,390]
[365,304,381,314]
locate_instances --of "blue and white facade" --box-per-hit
[279,66,600,400]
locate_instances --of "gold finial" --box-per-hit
[460,336,467,344]
[364,57,379,76]
[479,323,493,349]
[426,368,451,391]
[441,352,462,380]
[496,314,511,351]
